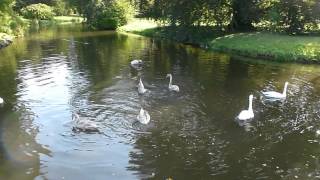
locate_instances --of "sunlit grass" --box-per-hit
[53,16,84,24]
[211,32,320,62]
[119,18,158,32]
[20,16,84,26]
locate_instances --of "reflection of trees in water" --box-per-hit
[0,44,51,179]
[73,33,152,89]
[0,105,51,180]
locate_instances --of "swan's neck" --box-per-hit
[168,76,172,86]
[139,79,144,89]
[140,109,144,116]
[282,84,288,96]
[248,98,253,112]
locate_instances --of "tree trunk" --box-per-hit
[228,0,255,32]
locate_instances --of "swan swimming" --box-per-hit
[72,113,99,132]
[166,74,180,92]
[130,59,143,66]
[262,82,288,99]
[138,78,148,94]
[137,108,150,124]
[237,95,254,120]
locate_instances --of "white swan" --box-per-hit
[72,113,99,132]
[166,74,179,92]
[262,82,288,99]
[137,108,150,124]
[138,78,148,94]
[237,95,254,120]
[130,59,143,66]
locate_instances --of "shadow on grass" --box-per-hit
[133,26,226,47]
[129,25,320,63]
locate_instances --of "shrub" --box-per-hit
[21,3,54,20]
[0,11,26,36]
[87,0,134,30]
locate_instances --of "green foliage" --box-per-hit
[0,12,26,35]
[13,0,57,11]
[84,0,134,30]
[0,0,14,12]
[267,0,319,34]
[134,0,255,31]
[134,0,232,28]
[21,3,55,20]
[133,0,320,34]
[0,0,26,36]
[53,0,68,16]
[7,0,320,34]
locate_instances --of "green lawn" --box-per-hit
[21,16,84,25]
[210,33,320,62]
[122,19,320,63]
[119,18,158,32]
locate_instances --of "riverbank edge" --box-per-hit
[120,21,320,63]
[0,16,84,50]
[0,33,14,49]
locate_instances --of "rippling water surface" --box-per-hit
[0,25,320,179]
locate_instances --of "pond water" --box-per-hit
[0,25,320,180]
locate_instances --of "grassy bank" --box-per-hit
[211,33,320,62]
[119,18,223,48]
[22,16,84,25]
[0,15,84,50]
[53,16,84,24]
[121,19,320,63]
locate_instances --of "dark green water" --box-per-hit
[0,25,320,180]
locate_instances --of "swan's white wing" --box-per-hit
[138,86,148,94]
[170,85,179,92]
[237,110,254,120]
[145,111,150,124]
[137,111,150,124]
[130,61,136,65]
[262,91,283,98]
[130,60,138,65]
[238,110,248,120]
[131,60,142,65]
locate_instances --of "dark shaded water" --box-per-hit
[0,25,320,180]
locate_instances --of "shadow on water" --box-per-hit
[0,24,320,179]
